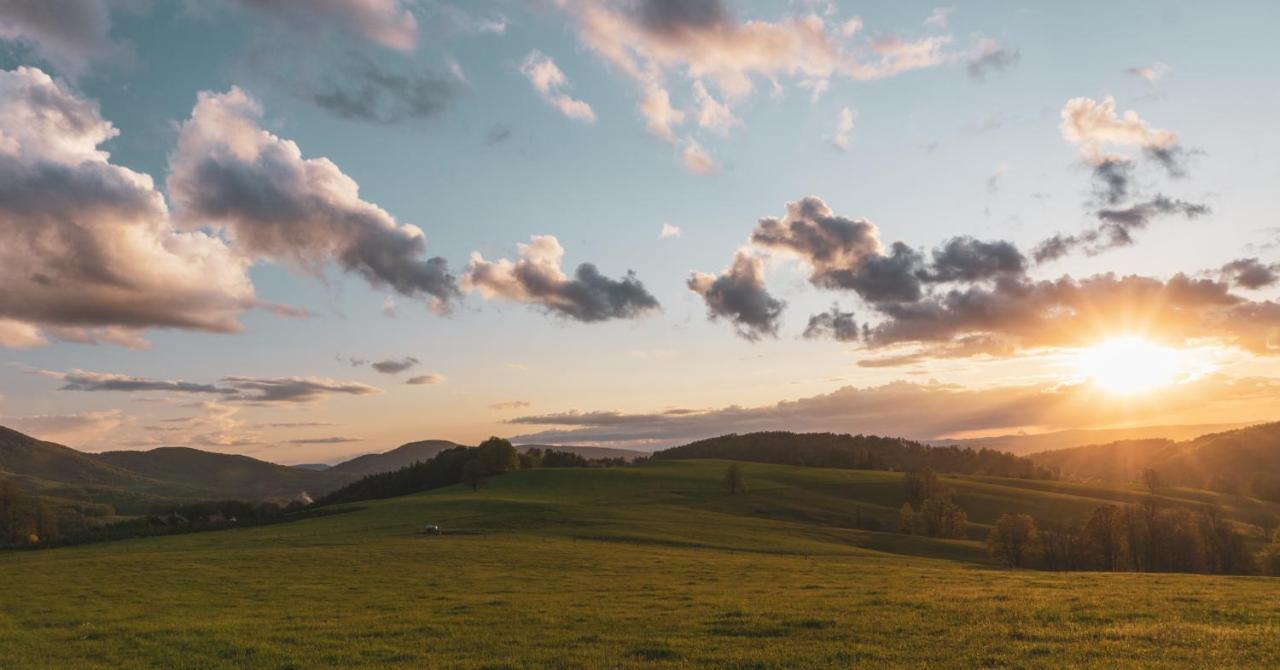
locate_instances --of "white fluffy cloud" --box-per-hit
[0,67,256,348]
[1060,96,1178,161]
[168,87,459,311]
[520,51,596,123]
[830,106,856,151]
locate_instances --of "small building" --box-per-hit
[423,524,441,535]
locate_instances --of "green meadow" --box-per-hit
[3,460,1279,668]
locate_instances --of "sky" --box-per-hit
[0,0,1278,464]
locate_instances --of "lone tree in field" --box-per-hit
[1142,468,1163,494]
[988,514,1038,567]
[723,463,747,494]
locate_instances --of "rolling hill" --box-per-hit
[937,422,1247,455]
[2,459,1278,668]
[1028,422,1280,500]
[96,447,341,502]
[326,439,465,478]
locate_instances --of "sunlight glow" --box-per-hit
[1074,337,1189,395]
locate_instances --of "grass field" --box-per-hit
[3,460,1279,668]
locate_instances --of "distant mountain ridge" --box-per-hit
[1028,422,1280,501]
[937,423,1248,455]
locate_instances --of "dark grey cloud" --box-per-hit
[405,373,445,385]
[635,0,730,35]
[688,250,785,341]
[803,306,859,342]
[221,376,382,403]
[169,88,459,312]
[1090,157,1134,205]
[0,0,118,75]
[925,237,1026,283]
[59,370,233,395]
[1034,195,1209,262]
[464,235,659,322]
[967,40,1019,80]
[1220,258,1280,290]
[371,357,419,374]
[304,52,461,125]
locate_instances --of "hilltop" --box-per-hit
[1028,422,1280,500]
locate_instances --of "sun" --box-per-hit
[1074,336,1185,395]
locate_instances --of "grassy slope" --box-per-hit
[2,460,1279,669]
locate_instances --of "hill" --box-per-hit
[2,460,1278,668]
[654,431,1051,478]
[0,426,149,490]
[938,422,1246,455]
[96,447,344,502]
[1029,422,1280,500]
[327,439,466,478]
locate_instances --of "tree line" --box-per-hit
[656,432,1055,479]
[316,438,626,506]
[987,500,1275,575]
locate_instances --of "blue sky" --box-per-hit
[0,1,1278,463]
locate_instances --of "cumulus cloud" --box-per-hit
[221,376,382,403]
[830,106,856,151]
[925,237,1026,282]
[168,87,459,312]
[234,0,419,51]
[803,305,860,342]
[520,51,596,123]
[371,357,419,374]
[464,235,660,322]
[506,374,1280,446]
[406,373,445,385]
[1220,258,1280,290]
[0,0,121,76]
[688,250,785,341]
[1060,96,1178,162]
[660,222,683,238]
[0,67,257,349]
[556,0,951,165]
[965,38,1019,80]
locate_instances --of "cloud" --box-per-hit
[0,67,256,349]
[168,87,459,312]
[371,357,419,374]
[234,0,419,51]
[1127,62,1170,83]
[490,400,531,410]
[221,376,382,403]
[1033,195,1210,262]
[748,196,925,304]
[382,296,398,318]
[406,373,445,385]
[1220,258,1280,290]
[56,369,234,395]
[287,436,361,444]
[485,125,513,145]
[660,222,683,238]
[924,236,1026,282]
[300,51,462,124]
[1060,96,1178,162]
[505,374,1280,446]
[688,250,785,341]
[966,38,1019,80]
[1,410,122,440]
[680,138,716,174]
[691,80,741,135]
[924,7,953,29]
[464,235,660,322]
[803,305,860,342]
[519,51,596,123]
[0,0,121,76]
[830,106,856,151]
[556,0,952,163]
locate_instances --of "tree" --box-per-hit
[1141,468,1162,494]
[898,502,915,534]
[461,459,488,492]
[904,468,949,504]
[988,514,1037,567]
[917,498,968,538]
[723,463,747,494]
